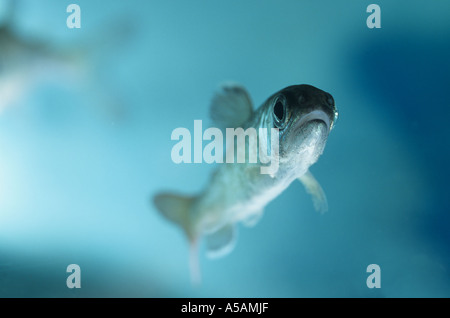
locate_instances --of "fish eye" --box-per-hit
[330,108,339,130]
[273,98,286,128]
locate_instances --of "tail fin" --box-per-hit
[153,193,194,238]
[153,193,201,285]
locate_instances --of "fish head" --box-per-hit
[262,84,338,175]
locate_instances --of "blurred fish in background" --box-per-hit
[0,0,132,121]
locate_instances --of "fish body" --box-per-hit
[154,83,338,283]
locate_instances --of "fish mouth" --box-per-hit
[292,110,331,133]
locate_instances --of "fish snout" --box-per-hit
[321,92,337,129]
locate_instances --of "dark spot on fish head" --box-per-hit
[325,92,334,107]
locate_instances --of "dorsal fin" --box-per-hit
[209,82,253,130]
[153,193,201,284]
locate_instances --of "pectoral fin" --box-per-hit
[298,170,328,214]
[205,223,236,259]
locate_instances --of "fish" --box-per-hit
[153,83,338,284]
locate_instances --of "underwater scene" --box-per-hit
[0,0,449,297]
